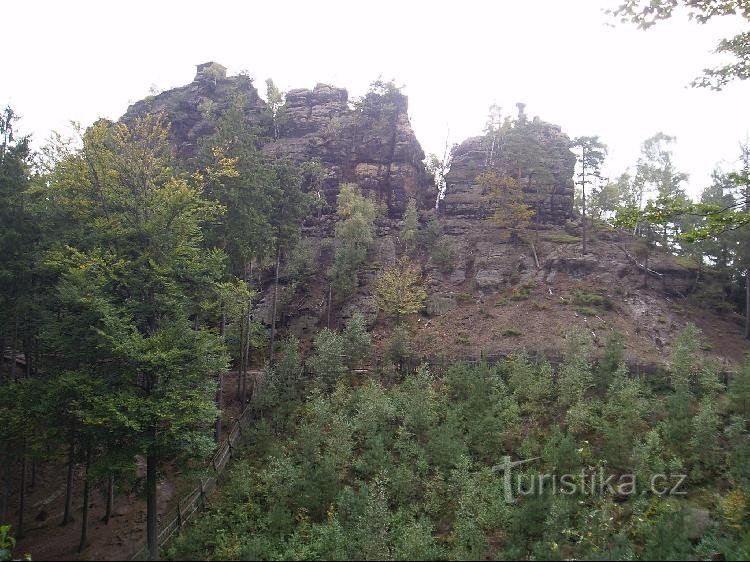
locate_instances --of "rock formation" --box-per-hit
[443,118,576,224]
[123,63,433,218]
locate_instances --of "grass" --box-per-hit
[575,306,597,317]
[455,292,475,305]
[531,301,548,311]
[455,334,471,345]
[502,328,522,337]
[511,283,535,301]
[541,233,581,244]
[495,297,510,307]
[572,290,613,310]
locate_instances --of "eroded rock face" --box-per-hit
[123,64,433,218]
[443,120,576,224]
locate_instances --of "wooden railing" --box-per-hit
[130,389,256,561]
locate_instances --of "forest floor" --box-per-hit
[9,373,248,561]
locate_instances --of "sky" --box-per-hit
[4,0,749,198]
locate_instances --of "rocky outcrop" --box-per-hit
[123,64,433,218]
[443,118,576,224]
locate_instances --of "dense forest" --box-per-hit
[1,1,750,561]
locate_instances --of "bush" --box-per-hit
[572,290,613,310]
[342,312,371,368]
[431,240,456,274]
[309,328,347,390]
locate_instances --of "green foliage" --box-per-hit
[375,257,428,320]
[383,325,415,369]
[730,361,750,417]
[329,183,378,298]
[309,328,347,390]
[611,0,750,90]
[430,239,456,274]
[342,313,371,369]
[400,198,419,253]
[573,290,613,310]
[168,329,750,561]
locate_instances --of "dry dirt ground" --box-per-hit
[9,374,247,561]
[375,230,748,370]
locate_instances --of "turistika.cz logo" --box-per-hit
[493,456,687,504]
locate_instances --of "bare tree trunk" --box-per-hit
[62,439,75,525]
[242,302,251,403]
[10,311,18,380]
[237,312,245,402]
[327,285,332,329]
[18,444,26,539]
[215,372,223,441]
[0,453,9,523]
[146,450,158,561]
[269,246,281,365]
[78,444,91,552]
[103,473,114,524]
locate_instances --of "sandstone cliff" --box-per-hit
[443,118,576,224]
[123,63,434,218]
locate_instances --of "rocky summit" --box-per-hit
[123,63,434,219]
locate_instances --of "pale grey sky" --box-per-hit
[4,0,749,197]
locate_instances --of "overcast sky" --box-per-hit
[4,0,749,197]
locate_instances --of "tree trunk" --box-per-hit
[18,445,26,539]
[327,285,332,329]
[746,266,749,340]
[78,445,91,552]
[0,453,9,524]
[62,439,75,525]
[242,301,252,403]
[30,457,36,489]
[580,148,587,254]
[237,314,245,402]
[269,246,281,365]
[103,473,114,524]
[10,311,18,380]
[215,372,223,442]
[146,450,159,561]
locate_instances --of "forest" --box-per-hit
[1,0,750,561]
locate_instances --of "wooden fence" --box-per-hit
[129,391,256,561]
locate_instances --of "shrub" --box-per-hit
[431,240,456,274]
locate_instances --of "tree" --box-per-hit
[611,0,750,90]
[374,257,428,322]
[264,78,287,140]
[342,313,371,369]
[0,107,35,382]
[633,133,689,248]
[677,143,750,338]
[476,171,535,241]
[45,114,229,560]
[571,136,607,253]
[309,328,347,390]
[401,198,419,253]
[268,160,310,365]
[328,183,378,302]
